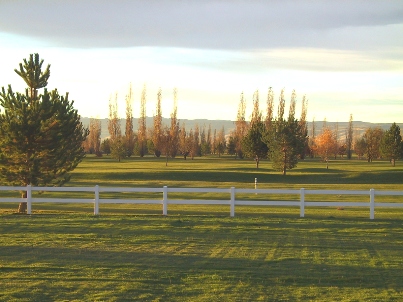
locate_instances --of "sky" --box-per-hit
[0,0,402,123]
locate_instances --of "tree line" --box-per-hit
[83,84,229,163]
[84,86,310,174]
[84,83,403,171]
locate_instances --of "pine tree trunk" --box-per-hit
[18,192,27,213]
[283,150,287,175]
[18,202,27,213]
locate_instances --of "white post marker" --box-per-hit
[370,188,375,220]
[94,185,99,215]
[27,184,32,215]
[300,188,305,217]
[163,186,168,216]
[230,187,235,217]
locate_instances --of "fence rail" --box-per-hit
[1,185,403,219]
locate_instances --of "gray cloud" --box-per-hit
[0,0,402,50]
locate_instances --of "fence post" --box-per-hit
[300,188,305,218]
[370,188,375,220]
[27,185,32,215]
[163,186,168,216]
[94,185,99,215]
[230,187,235,217]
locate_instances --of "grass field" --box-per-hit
[1,156,403,301]
[70,156,403,191]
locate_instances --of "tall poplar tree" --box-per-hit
[201,124,212,156]
[152,88,163,157]
[125,83,135,157]
[84,118,101,155]
[188,129,195,159]
[270,90,302,175]
[277,88,286,121]
[138,85,147,157]
[108,93,121,141]
[108,93,125,161]
[206,125,212,154]
[242,90,267,168]
[265,87,274,132]
[298,95,308,159]
[309,118,316,158]
[346,114,353,159]
[216,126,226,157]
[250,90,262,123]
[234,92,247,159]
[0,53,88,212]
[200,125,207,155]
[168,88,179,158]
[334,122,339,159]
[179,123,190,159]
[212,129,217,155]
[192,125,200,159]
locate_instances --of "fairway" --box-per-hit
[1,157,403,301]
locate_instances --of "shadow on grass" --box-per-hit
[1,244,402,293]
[71,169,403,186]
[2,212,403,300]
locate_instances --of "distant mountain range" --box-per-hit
[81,117,237,139]
[80,117,402,140]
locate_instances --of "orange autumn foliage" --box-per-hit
[314,128,338,163]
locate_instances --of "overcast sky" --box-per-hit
[0,0,402,123]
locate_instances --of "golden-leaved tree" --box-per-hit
[314,127,337,169]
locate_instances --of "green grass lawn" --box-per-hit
[1,156,403,301]
[1,213,403,301]
[71,156,403,190]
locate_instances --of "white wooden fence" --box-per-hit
[1,185,403,219]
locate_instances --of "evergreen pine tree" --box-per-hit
[0,54,88,212]
[270,119,301,175]
[380,123,403,166]
[242,121,268,168]
[268,90,305,175]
